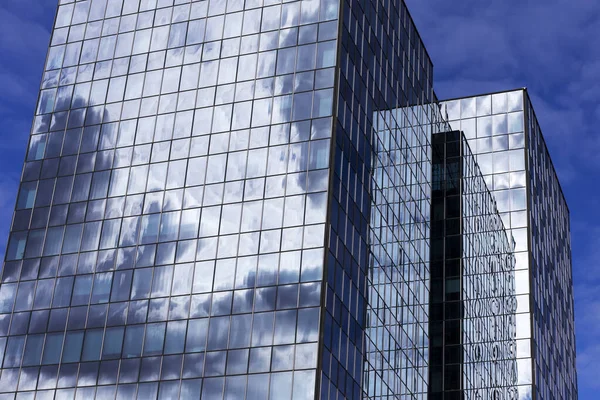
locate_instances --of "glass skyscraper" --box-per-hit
[0,1,576,400]
[0,0,439,398]
[440,89,577,399]
[2,0,339,398]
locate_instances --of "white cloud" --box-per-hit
[577,345,600,389]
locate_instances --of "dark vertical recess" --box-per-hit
[429,131,464,400]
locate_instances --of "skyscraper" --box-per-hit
[0,0,441,398]
[0,1,576,400]
[440,89,577,399]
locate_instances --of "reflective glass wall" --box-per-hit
[440,91,531,398]
[525,94,577,400]
[1,0,339,398]
[430,130,518,399]
[460,132,518,400]
[1,0,577,399]
[1,0,445,398]
[321,0,441,396]
[439,89,577,399]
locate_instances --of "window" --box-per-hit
[17,182,37,209]
[102,327,125,359]
[62,331,84,363]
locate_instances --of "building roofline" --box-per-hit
[439,87,528,102]
[439,87,570,214]
[403,1,435,68]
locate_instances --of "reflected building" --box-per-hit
[364,103,447,398]
[440,90,577,399]
[429,130,518,399]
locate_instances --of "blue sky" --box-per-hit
[0,0,596,397]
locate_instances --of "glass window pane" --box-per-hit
[62,331,84,363]
[102,327,125,359]
[185,318,208,352]
[143,323,166,356]
[164,320,187,354]
[82,329,104,361]
[42,333,64,365]
[123,325,144,358]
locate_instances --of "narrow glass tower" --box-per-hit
[440,90,577,399]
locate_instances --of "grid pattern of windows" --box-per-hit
[0,0,339,398]
[525,95,577,400]
[365,105,439,398]
[440,89,577,399]
[429,130,518,399]
[461,133,518,399]
[440,91,532,398]
[1,0,577,398]
[317,0,439,396]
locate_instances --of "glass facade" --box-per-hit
[525,94,577,400]
[362,103,444,399]
[0,1,576,399]
[326,0,442,397]
[440,89,577,399]
[430,130,518,399]
[1,0,338,398]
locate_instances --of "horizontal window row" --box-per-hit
[461,230,527,256]
[0,267,322,313]
[16,165,330,211]
[18,158,330,213]
[0,291,322,337]
[55,0,338,31]
[475,150,525,176]
[456,339,532,361]
[44,40,337,105]
[14,191,330,240]
[46,38,329,91]
[7,215,325,260]
[38,84,335,137]
[36,98,335,146]
[50,15,338,71]
[443,92,524,120]
[20,133,332,192]
[14,185,327,234]
[23,143,330,196]
[40,48,332,96]
[55,0,203,33]
[448,113,525,139]
[470,133,525,154]
[30,113,332,158]
[6,214,324,258]
[2,244,323,284]
[0,313,319,368]
[0,367,316,399]
[485,188,528,215]
[12,206,327,259]
[33,101,333,152]
[42,44,337,97]
[12,173,330,234]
